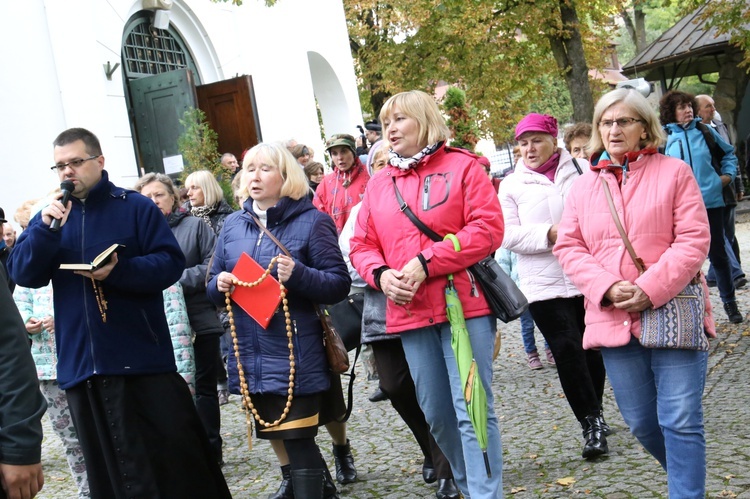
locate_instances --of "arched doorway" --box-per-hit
[122,11,201,174]
[307,51,352,136]
[121,10,262,176]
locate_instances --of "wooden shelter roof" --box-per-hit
[621,2,733,84]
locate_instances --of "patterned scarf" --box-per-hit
[388,142,442,171]
[191,204,216,229]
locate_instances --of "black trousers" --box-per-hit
[194,332,223,462]
[66,373,231,499]
[528,296,606,423]
[707,207,736,303]
[371,338,452,479]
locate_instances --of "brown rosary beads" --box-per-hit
[224,256,296,450]
[91,277,107,323]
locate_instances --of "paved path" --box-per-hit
[35,222,750,498]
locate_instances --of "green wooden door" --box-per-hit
[129,68,198,174]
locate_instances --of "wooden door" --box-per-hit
[197,75,263,160]
[129,68,198,174]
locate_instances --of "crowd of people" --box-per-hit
[0,84,743,499]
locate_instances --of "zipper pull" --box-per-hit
[256,232,263,247]
[466,269,479,297]
[422,176,430,211]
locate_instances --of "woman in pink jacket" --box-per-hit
[349,90,504,499]
[554,88,714,499]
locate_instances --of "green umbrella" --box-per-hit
[444,234,492,477]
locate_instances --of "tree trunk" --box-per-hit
[548,0,594,123]
[634,4,647,53]
[621,3,648,54]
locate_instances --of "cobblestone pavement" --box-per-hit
[36,220,750,498]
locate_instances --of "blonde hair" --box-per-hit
[231,171,247,204]
[379,90,451,151]
[589,88,666,156]
[14,199,41,229]
[184,170,225,208]
[371,147,389,172]
[240,142,310,201]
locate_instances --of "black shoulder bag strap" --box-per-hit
[696,121,726,175]
[392,177,442,242]
[250,214,360,422]
[571,158,583,175]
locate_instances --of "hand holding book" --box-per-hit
[59,244,124,272]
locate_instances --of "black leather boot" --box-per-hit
[581,415,609,459]
[332,439,357,484]
[323,460,339,499]
[436,478,460,499]
[598,409,613,436]
[268,465,293,499]
[290,469,324,499]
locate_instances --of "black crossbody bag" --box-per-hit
[392,177,528,323]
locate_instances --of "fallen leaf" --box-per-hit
[510,487,527,494]
[556,476,576,486]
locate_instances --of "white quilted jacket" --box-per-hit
[498,148,583,304]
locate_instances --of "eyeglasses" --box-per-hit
[598,118,643,129]
[50,155,101,172]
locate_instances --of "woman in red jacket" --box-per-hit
[350,90,504,499]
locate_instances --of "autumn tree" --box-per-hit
[345,0,623,142]
[687,0,750,71]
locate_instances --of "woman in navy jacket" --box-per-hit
[207,142,350,498]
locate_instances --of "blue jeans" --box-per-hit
[401,315,503,499]
[601,336,708,499]
[519,309,548,354]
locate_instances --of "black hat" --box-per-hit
[365,120,382,132]
[0,207,6,224]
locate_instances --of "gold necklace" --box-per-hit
[225,256,295,450]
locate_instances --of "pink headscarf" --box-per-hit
[515,113,558,141]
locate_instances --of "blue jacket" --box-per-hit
[664,118,737,209]
[8,171,186,389]
[207,197,351,396]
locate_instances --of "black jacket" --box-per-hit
[0,271,46,465]
[167,209,223,336]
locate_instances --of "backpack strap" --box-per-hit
[695,121,725,175]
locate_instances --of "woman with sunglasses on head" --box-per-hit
[554,88,714,499]
[499,113,610,460]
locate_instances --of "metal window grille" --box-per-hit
[122,20,188,79]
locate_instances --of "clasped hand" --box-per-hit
[380,257,426,306]
[604,280,652,312]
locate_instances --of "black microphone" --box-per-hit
[50,180,75,232]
